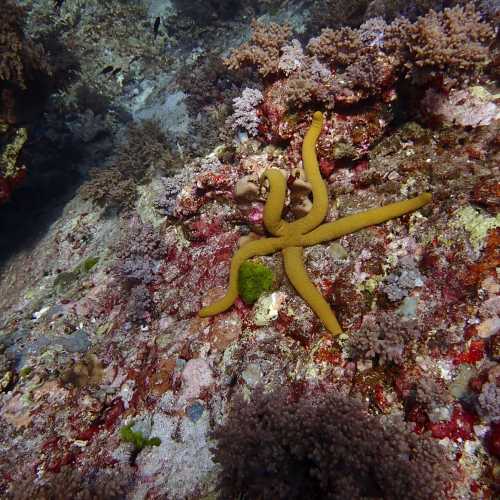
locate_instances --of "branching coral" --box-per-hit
[212,386,458,499]
[199,112,432,335]
[384,3,495,82]
[225,19,292,77]
[347,312,420,364]
[307,27,365,68]
[230,87,263,136]
[80,120,175,210]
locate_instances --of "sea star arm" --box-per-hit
[290,111,329,235]
[282,246,342,335]
[261,168,289,236]
[300,192,432,246]
[199,236,285,317]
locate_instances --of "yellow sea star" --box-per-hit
[199,111,432,335]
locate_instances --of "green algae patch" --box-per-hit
[451,206,500,252]
[19,366,32,378]
[54,256,99,293]
[54,271,79,293]
[120,423,161,450]
[238,260,274,305]
[78,256,99,273]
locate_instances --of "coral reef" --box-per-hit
[0,1,498,498]
[383,3,495,83]
[212,386,457,499]
[199,112,431,335]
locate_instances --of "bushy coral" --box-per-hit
[225,19,292,77]
[347,312,421,364]
[230,87,263,137]
[384,3,495,82]
[225,2,494,123]
[284,76,317,109]
[307,27,365,68]
[80,165,135,211]
[212,386,457,499]
[80,120,175,210]
[344,50,393,93]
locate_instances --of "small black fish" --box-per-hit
[112,67,122,76]
[54,0,65,11]
[101,65,114,75]
[153,16,161,39]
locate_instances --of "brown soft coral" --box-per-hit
[225,19,292,77]
[307,27,365,68]
[385,3,495,83]
[80,120,176,211]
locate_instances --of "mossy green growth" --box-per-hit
[54,257,99,293]
[119,423,161,450]
[74,256,99,274]
[81,256,99,273]
[238,260,274,305]
[54,270,79,293]
[19,366,32,378]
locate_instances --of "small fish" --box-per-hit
[153,17,161,39]
[101,65,114,75]
[54,0,65,11]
